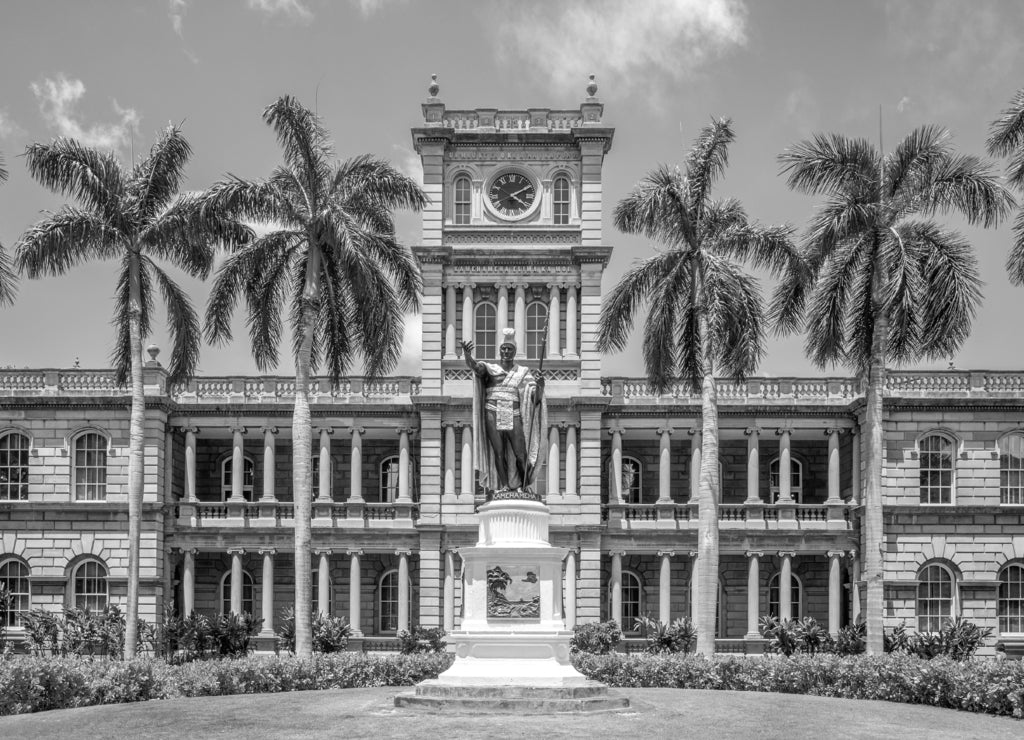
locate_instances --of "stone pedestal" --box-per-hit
[396,498,627,712]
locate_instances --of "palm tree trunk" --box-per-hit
[124,251,145,659]
[695,312,720,656]
[863,310,888,655]
[292,247,321,657]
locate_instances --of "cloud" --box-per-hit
[783,83,820,137]
[0,110,25,140]
[350,0,406,16]
[488,0,747,100]
[896,96,912,114]
[169,0,188,36]
[391,144,423,187]
[30,75,141,151]
[247,0,313,23]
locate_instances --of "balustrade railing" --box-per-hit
[601,501,848,527]
[182,500,417,525]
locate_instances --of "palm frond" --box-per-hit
[596,251,687,354]
[331,154,429,214]
[1007,150,1024,192]
[702,254,764,380]
[779,133,877,196]
[24,138,125,217]
[330,223,422,313]
[878,225,923,362]
[198,176,292,225]
[244,243,296,372]
[803,239,870,369]
[0,150,7,182]
[710,221,798,276]
[987,89,1024,159]
[14,207,122,277]
[613,166,695,248]
[640,254,691,393]
[683,118,734,218]
[142,193,252,279]
[1007,209,1024,286]
[0,245,17,306]
[907,152,1015,228]
[111,255,154,386]
[262,96,332,203]
[145,258,202,384]
[804,195,878,256]
[128,125,193,221]
[883,125,950,200]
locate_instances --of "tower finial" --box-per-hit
[586,74,598,98]
[428,74,440,99]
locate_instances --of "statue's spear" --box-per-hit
[538,315,550,376]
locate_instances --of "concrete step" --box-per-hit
[414,682,609,699]
[393,692,631,714]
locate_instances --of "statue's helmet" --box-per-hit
[499,327,517,352]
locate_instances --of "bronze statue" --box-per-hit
[462,327,546,498]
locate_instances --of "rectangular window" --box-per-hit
[919,435,953,505]
[74,434,107,501]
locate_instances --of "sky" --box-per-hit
[1,0,1023,379]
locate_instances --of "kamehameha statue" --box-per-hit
[462,327,547,501]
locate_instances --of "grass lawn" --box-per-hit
[0,687,1019,739]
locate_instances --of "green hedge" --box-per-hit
[0,653,454,715]
[572,652,1024,718]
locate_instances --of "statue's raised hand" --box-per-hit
[460,340,475,355]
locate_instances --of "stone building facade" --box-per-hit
[1,84,1022,655]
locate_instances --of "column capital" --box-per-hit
[546,281,564,291]
[183,547,198,557]
[395,549,413,557]
[688,426,701,437]
[457,281,476,291]
[346,549,363,557]
[314,548,333,557]
[688,550,699,559]
[178,425,199,435]
[562,547,581,559]
[657,550,676,558]
[607,426,623,437]
[824,426,841,437]
[778,550,796,559]
[350,426,365,436]
[441,546,460,556]
[230,425,247,435]
[317,426,334,436]
[442,420,465,430]
[775,426,792,437]
[397,426,418,438]
[557,421,578,430]
[656,426,673,436]
[261,426,279,435]
[512,282,529,291]
[744,426,762,437]
[848,425,860,437]
[827,550,845,559]
[258,548,277,556]
[847,549,859,560]
[745,551,764,559]
[609,550,626,558]
[227,547,245,556]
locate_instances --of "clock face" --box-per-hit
[487,172,537,219]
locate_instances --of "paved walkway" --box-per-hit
[0,688,1019,739]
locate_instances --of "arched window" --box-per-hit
[0,432,30,501]
[379,569,400,633]
[769,458,803,503]
[453,175,471,225]
[220,570,254,615]
[0,559,30,627]
[619,570,642,631]
[768,572,802,620]
[220,455,255,501]
[999,433,1024,505]
[73,432,107,501]
[525,301,548,360]
[474,302,497,360]
[919,434,955,505]
[311,455,333,499]
[917,563,956,632]
[998,563,1024,635]
[553,176,571,225]
[381,455,401,503]
[73,560,108,612]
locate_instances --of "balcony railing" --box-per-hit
[602,501,850,529]
[175,500,419,527]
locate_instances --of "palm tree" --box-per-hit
[776,127,1013,654]
[15,128,248,657]
[987,89,1024,282]
[200,96,426,656]
[597,119,797,655]
[0,151,15,306]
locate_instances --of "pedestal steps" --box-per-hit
[394,680,630,714]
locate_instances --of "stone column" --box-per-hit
[317,550,331,616]
[610,429,623,503]
[443,423,457,496]
[349,427,364,502]
[317,428,332,502]
[444,284,457,359]
[163,432,174,503]
[460,283,475,347]
[230,427,245,501]
[746,551,762,638]
[779,551,795,621]
[828,551,843,636]
[564,424,578,496]
[547,284,561,357]
[397,428,412,503]
[826,427,841,503]
[689,551,699,624]
[610,551,623,630]
[745,426,761,503]
[564,549,577,628]
[348,550,363,636]
[850,551,861,623]
[565,284,578,358]
[184,427,197,502]
[229,548,244,614]
[777,428,792,503]
[397,550,411,633]
[496,283,509,337]
[261,427,277,501]
[443,549,456,632]
[513,284,527,353]
[547,425,561,497]
[182,548,196,615]
[460,424,473,496]
[657,427,672,503]
[260,549,275,634]
[658,551,674,623]
[851,428,861,505]
[690,429,702,503]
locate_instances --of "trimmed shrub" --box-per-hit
[277,610,352,654]
[397,626,446,654]
[570,620,621,655]
[885,618,993,661]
